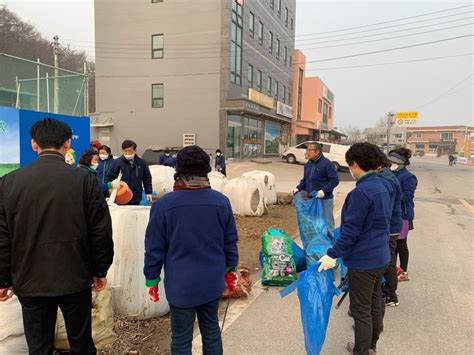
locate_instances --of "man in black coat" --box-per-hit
[106,139,153,205]
[0,118,114,354]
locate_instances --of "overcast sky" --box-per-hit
[2,0,473,129]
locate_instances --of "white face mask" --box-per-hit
[91,163,99,170]
[99,154,108,160]
[391,163,400,171]
[124,154,134,161]
[216,152,221,156]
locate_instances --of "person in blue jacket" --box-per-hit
[292,143,339,239]
[159,149,177,169]
[318,142,391,355]
[144,145,239,355]
[388,148,418,282]
[106,140,153,205]
[377,151,403,308]
[215,149,226,176]
[97,145,114,197]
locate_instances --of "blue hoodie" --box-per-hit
[97,156,114,196]
[327,172,390,270]
[377,168,403,235]
[144,188,239,308]
[394,167,418,221]
[296,154,339,199]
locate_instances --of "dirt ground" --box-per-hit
[103,203,298,354]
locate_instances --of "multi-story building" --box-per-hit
[93,0,296,158]
[291,50,342,144]
[407,125,474,156]
[364,126,408,147]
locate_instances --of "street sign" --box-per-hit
[396,112,419,126]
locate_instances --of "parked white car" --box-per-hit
[281,141,350,171]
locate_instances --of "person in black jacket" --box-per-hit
[0,118,114,354]
[106,140,153,205]
[215,149,226,176]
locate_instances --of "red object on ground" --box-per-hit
[225,272,238,292]
[114,182,133,205]
[222,265,252,299]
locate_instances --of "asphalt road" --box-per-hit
[212,156,474,355]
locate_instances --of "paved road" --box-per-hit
[213,156,474,354]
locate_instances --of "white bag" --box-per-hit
[0,296,28,354]
[149,165,175,198]
[108,206,170,320]
[242,170,277,205]
[208,171,227,192]
[223,177,265,217]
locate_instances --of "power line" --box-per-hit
[93,53,473,78]
[416,74,473,109]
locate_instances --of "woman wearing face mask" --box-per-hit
[97,145,115,197]
[387,148,418,282]
[79,149,109,197]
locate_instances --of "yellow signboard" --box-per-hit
[396,112,419,119]
[248,88,274,109]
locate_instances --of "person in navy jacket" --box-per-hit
[388,148,418,282]
[215,149,226,176]
[318,143,391,355]
[106,140,153,205]
[144,145,239,355]
[159,149,177,169]
[377,152,403,308]
[293,143,339,239]
[97,145,115,197]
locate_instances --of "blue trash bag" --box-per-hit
[280,264,340,355]
[294,193,332,266]
[139,192,157,206]
[259,240,307,273]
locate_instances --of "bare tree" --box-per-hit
[342,124,364,144]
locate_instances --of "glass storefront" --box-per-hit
[265,121,281,155]
[243,117,263,158]
[226,115,242,159]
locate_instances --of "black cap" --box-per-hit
[176,145,211,177]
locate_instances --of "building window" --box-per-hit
[297,68,303,120]
[288,92,291,104]
[249,12,255,38]
[291,18,294,30]
[318,99,322,113]
[230,0,243,85]
[284,47,288,64]
[152,34,164,59]
[277,0,281,17]
[152,0,163,2]
[323,102,329,123]
[267,76,272,96]
[257,70,262,91]
[258,21,264,45]
[276,39,280,59]
[282,85,286,104]
[248,64,253,88]
[268,31,273,53]
[270,0,274,9]
[416,132,422,138]
[441,132,453,141]
[243,117,263,158]
[152,84,164,108]
[329,107,332,119]
[285,7,289,26]
[274,80,279,99]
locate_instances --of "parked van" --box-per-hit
[281,141,350,171]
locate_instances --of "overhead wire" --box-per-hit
[416,74,473,110]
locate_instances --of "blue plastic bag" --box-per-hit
[280,264,340,355]
[259,240,307,273]
[294,193,332,265]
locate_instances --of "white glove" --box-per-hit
[146,194,153,203]
[292,188,299,195]
[110,180,121,189]
[316,190,325,199]
[318,255,337,272]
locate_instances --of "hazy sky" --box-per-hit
[2,0,473,129]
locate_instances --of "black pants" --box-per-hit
[348,267,386,354]
[396,238,409,271]
[170,298,222,355]
[18,288,95,355]
[383,234,399,300]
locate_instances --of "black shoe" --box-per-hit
[386,297,400,307]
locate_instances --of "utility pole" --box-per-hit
[386,112,395,152]
[52,35,60,114]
